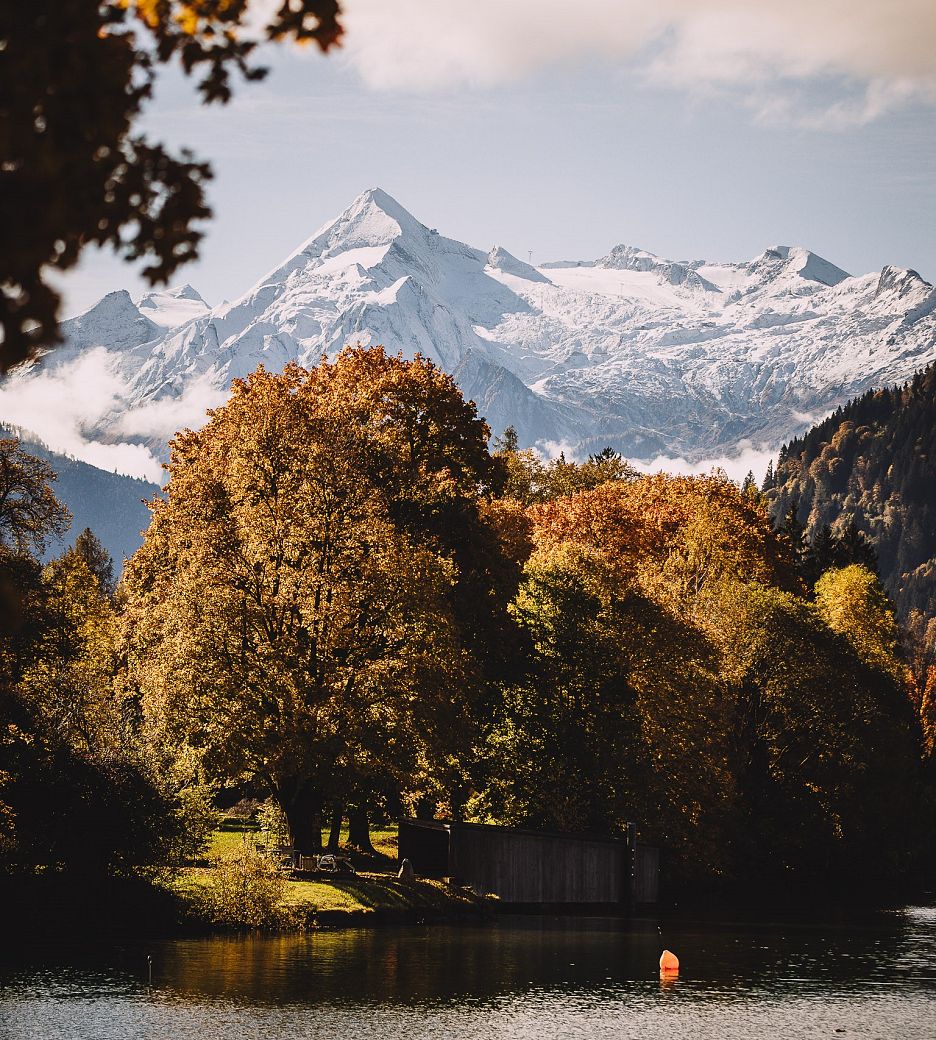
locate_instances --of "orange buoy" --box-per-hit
[659,949,680,975]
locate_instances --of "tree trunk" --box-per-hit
[283,784,323,855]
[327,804,343,851]
[348,805,375,853]
[414,796,436,821]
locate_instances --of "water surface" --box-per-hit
[3,908,936,1038]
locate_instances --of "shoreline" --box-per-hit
[3,869,927,946]
[0,869,497,941]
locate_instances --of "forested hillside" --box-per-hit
[764,364,936,623]
[0,424,160,566]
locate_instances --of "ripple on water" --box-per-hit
[2,911,936,1040]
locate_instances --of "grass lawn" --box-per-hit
[282,872,470,913]
[171,865,479,915]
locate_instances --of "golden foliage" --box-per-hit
[814,564,902,677]
[122,349,495,848]
[480,497,534,570]
[530,472,798,612]
[17,550,121,757]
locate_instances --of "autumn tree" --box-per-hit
[493,427,547,505]
[543,448,638,501]
[122,352,510,852]
[477,545,641,834]
[477,468,922,888]
[0,685,171,874]
[530,473,798,617]
[492,428,637,506]
[765,364,936,624]
[0,440,70,557]
[904,609,936,756]
[17,549,121,757]
[0,439,69,676]
[475,543,733,877]
[740,470,760,503]
[1,1,343,371]
[295,349,527,824]
[814,565,901,678]
[0,445,168,873]
[705,578,920,884]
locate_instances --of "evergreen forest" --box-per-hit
[764,362,936,721]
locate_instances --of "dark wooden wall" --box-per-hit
[450,823,629,904]
[634,843,660,905]
[399,818,660,906]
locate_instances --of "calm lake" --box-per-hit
[3,908,936,1039]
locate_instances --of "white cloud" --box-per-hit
[0,351,163,483]
[629,441,777,486]
[536,435,777,485]
[114,374,227,439]
[337,0,936,124]
[0,349,224,484]
[538,438,580,461]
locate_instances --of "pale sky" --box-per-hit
[60,0,936,316]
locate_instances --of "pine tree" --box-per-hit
[73,528,115,598]
[801,524,837,589]
[780,499,806,570]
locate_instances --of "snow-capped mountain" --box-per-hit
[26,188,936,466]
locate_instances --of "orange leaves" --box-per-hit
[530,482,644,584]
[123,1,344,49]
[481,498,534,569]
[134,0,162,30]
[527,471,798,603]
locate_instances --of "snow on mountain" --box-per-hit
[58,290,161,356]
[486,246,550,283]
[137,284,210,328]
[19,187,936,472]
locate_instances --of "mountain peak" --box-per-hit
[245,188,427,294]
[353,186,407,215]
[599,244,661,269]
[331,187,426,247]
[876,265,931,296]
[73,289,144,328]
[60,289,158,353]
[754,245,849,286]
[169,284,204,302]
[486,245,549,283]
[597,244,714,291]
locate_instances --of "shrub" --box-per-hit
[201,843,287,927]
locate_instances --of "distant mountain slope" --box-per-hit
[764,365,936,620]
[9,187,935,473]
[1,425,160,567]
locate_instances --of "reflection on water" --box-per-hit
[3,909,936,1039]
